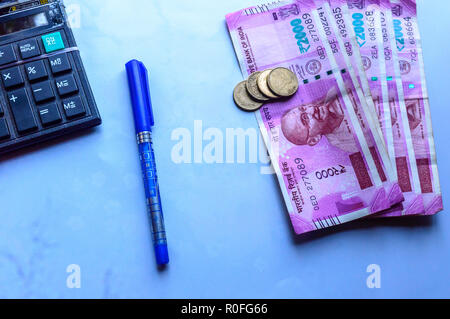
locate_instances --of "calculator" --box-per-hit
[0,0,101,155]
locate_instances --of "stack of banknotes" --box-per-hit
[226,0,443,235]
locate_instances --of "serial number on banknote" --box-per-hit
[332,7,353,56]
[332,7,348,38]
[294,158,320,211]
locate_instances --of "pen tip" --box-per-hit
[155,244,170,266]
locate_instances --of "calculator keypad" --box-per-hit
[18,39,41,59]
[8,88,38,134]
[0,45,17,66]
[2,67,24,88]
[55,74,78,96]
[63,96,86,119]
[0,29,98,150]
[49,53,71,74]
[42,32,65,53]
[31,81,55,103]
[38,103,62,126]
[25,60,48,82]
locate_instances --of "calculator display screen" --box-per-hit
[0,12,48,36]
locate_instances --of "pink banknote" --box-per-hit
[325,0,383,134]
[313,0,420,216]
[226,0,404,235]
[312,0,402,209]
[343,0,425,216]
[387,0,443,215]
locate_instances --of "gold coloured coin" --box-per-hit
[257,69,279,99]
[267,67,299,97]
[233,81,264,112]
[246,71,270,102]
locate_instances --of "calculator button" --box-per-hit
[18,39,41,59]
[63,96,85,119]
[25,60,48,82]
[55,74,78,96]
[49,53,71,74]
[1,66,24,89]
[8,89,37,134]
[38,103,62,126]
[0,45,17,65]
[31,81,55,103]
[42,32,65,53]
[0,119,10,140]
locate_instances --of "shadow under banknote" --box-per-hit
[289,214,435,245]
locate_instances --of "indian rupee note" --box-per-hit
[312,0,403,209]
[342,0,425,215]
[226,0,404,235]
[387,0,443,215]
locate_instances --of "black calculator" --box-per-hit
[0,0,101,155]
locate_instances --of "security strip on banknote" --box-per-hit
[226,0,404,235]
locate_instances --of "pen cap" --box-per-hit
[126,60,155,133]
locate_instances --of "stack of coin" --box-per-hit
[233,67,299,112]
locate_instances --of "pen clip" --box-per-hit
[139,62,155,126]
[138,61,155,127]
[126,59,155,132]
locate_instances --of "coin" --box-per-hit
[267,67,299,97]
[246,71,270,102]
[233,81,264,112]
[257,69,279,99]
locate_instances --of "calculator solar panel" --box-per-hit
[0,0,101,155]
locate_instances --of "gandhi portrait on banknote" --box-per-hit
[406,99,429,155]
[406,100,421,131]
[389,99,421,132]
[389,98,426,153]
[281,89,357,153]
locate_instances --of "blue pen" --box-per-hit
[126,60,169,266]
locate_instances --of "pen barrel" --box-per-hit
[137,132,169,262]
